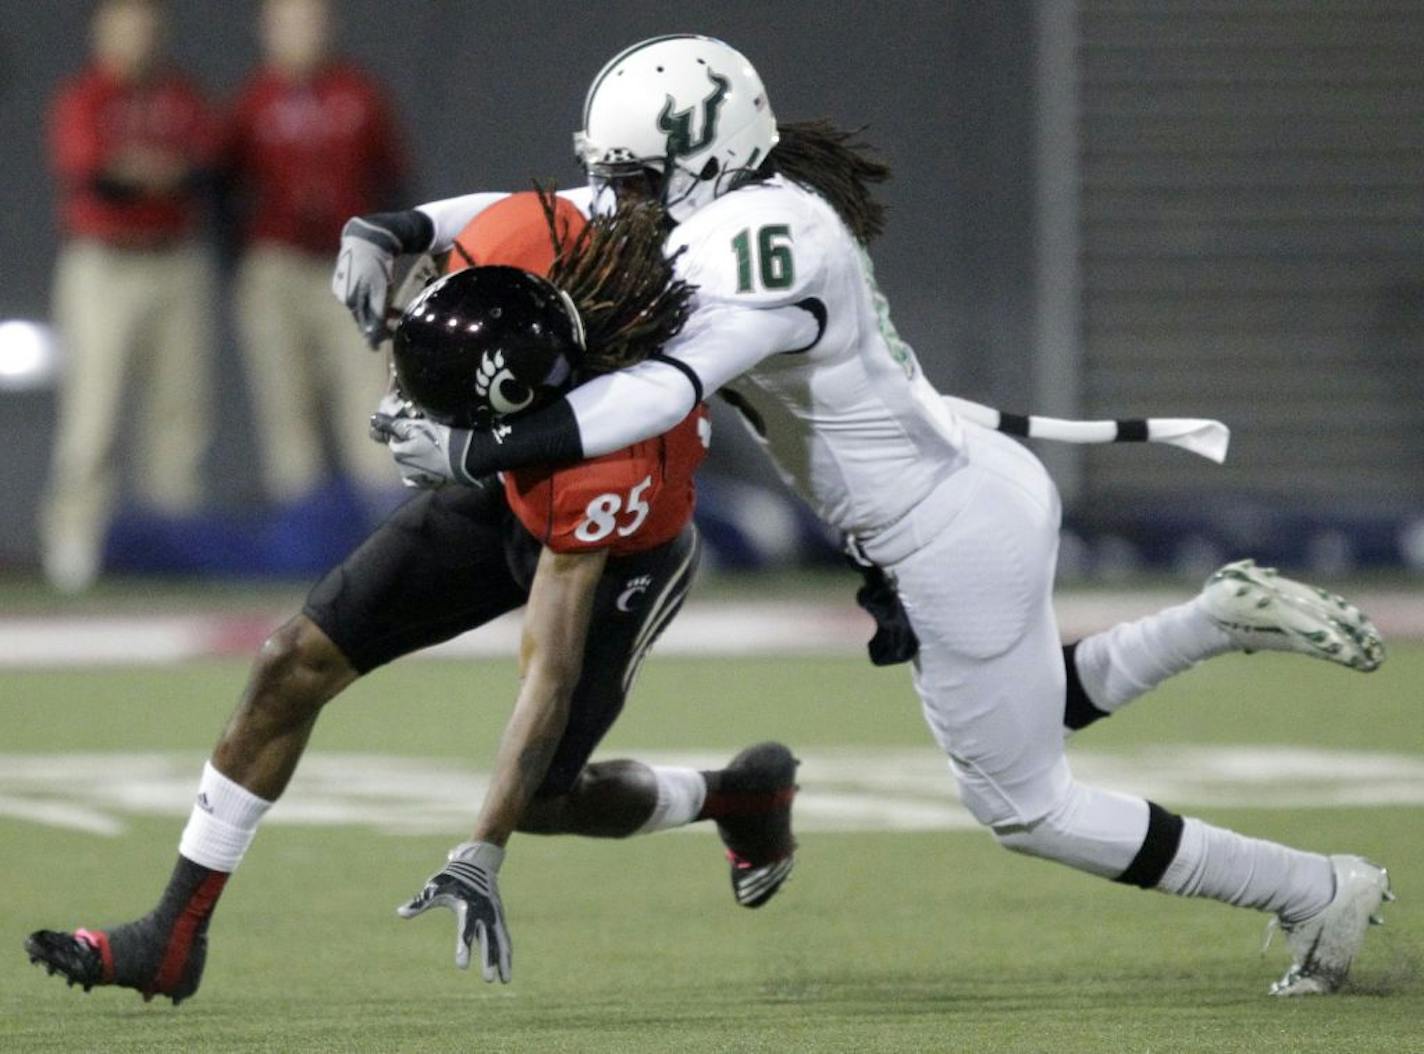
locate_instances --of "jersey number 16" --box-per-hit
[732,225,795,293]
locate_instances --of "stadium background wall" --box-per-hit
[1,2,1421,575]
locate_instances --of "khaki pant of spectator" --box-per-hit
[40,239,214,589]
[235,244,395,501]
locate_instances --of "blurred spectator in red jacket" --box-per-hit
[41,0,217,592]
[226,0,409,503]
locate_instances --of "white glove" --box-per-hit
[370,412,475,489]
[332,217,401,348]
[368,387,417,444]
[397,841,511,983]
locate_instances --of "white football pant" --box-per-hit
[875,424,1333,919]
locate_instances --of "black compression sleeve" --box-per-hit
[361,209,436,254]
[461,399,584,479]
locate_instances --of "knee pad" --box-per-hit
[990,781,1150,880]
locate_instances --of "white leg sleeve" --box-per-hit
[992,784,1334,925]
[178,761,274,873]
[1072,599,1233,713]
[635,766,707,834]
[1158,817,1334,924]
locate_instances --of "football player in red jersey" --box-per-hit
[25,194,797,998]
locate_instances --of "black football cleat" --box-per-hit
[24,929,103,992]
[25,913,212,1006]
[710,742,799,908]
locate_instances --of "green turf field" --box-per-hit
[2,647,1420,1052]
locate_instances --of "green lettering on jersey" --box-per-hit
[857,246,917,379]
[730,225,795,293]
[732,229,754,292]
[658,70,730,158]
[758,225,794,289]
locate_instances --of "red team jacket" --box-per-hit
[445,193,708,557]
[49,65,216,244]
[225,63,408,255]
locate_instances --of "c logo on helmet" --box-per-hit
[475,351,534,417]
[658,69,730,159]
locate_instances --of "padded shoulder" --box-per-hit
[448,192,587,276]
[668,179,832,308]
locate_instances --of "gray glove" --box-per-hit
[369,412,475,490]
[397,841,511,983]
[368,386,418,444]
[332,217,401,348]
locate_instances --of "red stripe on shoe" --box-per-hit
[700,786,796,819]
[73,928,115,983]
[151,872,228,995]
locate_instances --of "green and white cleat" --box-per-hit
[1200,559,1384,671]
[1268,855,1394,996]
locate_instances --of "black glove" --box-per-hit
[848,555,919,666]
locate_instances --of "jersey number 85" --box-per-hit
[574,476,654,543]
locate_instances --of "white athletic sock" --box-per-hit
[177,761,274,873]
[1157,817,1334,923]
[1073,599,1233,713]
[636,766,707,834]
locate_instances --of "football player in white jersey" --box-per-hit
[333,35,1391,996]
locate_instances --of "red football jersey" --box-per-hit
[447,193,707,555]
[504,406,709,556]
[225,62,408,255]
[49,65,216,243]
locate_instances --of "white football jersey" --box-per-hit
[665,175,966,539]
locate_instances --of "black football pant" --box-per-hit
[302,481,700,796]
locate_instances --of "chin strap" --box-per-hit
[942,395,1230,464]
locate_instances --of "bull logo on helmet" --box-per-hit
[657,69,730,159]
[475,350,535,417]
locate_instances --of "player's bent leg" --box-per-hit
[510,527,703,840]
[1065,559,1384,728]
[25,489,531,1004]
[517,760,661,837]
[212,614,358,800]
[24,614,358,1005]
[976,770,1391,994]
[517,746,800,909]
[987,778,1150,879]
[510,525,799,907]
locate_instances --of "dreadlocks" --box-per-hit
[537,187,695,375]
[769,119,891,244]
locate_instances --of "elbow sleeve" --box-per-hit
[459,399,584,479]
[416,192,510,251]
[358,209,434,254]
[568,364,701,459]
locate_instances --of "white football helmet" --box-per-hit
[574,35,778,222]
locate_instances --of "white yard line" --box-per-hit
[2,746,1421,836]
[1,590,1422,668]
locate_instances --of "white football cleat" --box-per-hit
[1200,559,1384,671]
[1268,854,1394,996]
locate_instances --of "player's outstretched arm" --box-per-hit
[474,545,608,844]
[396,545,607,983]
[332,188,593,347]
[375,298,818,487]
